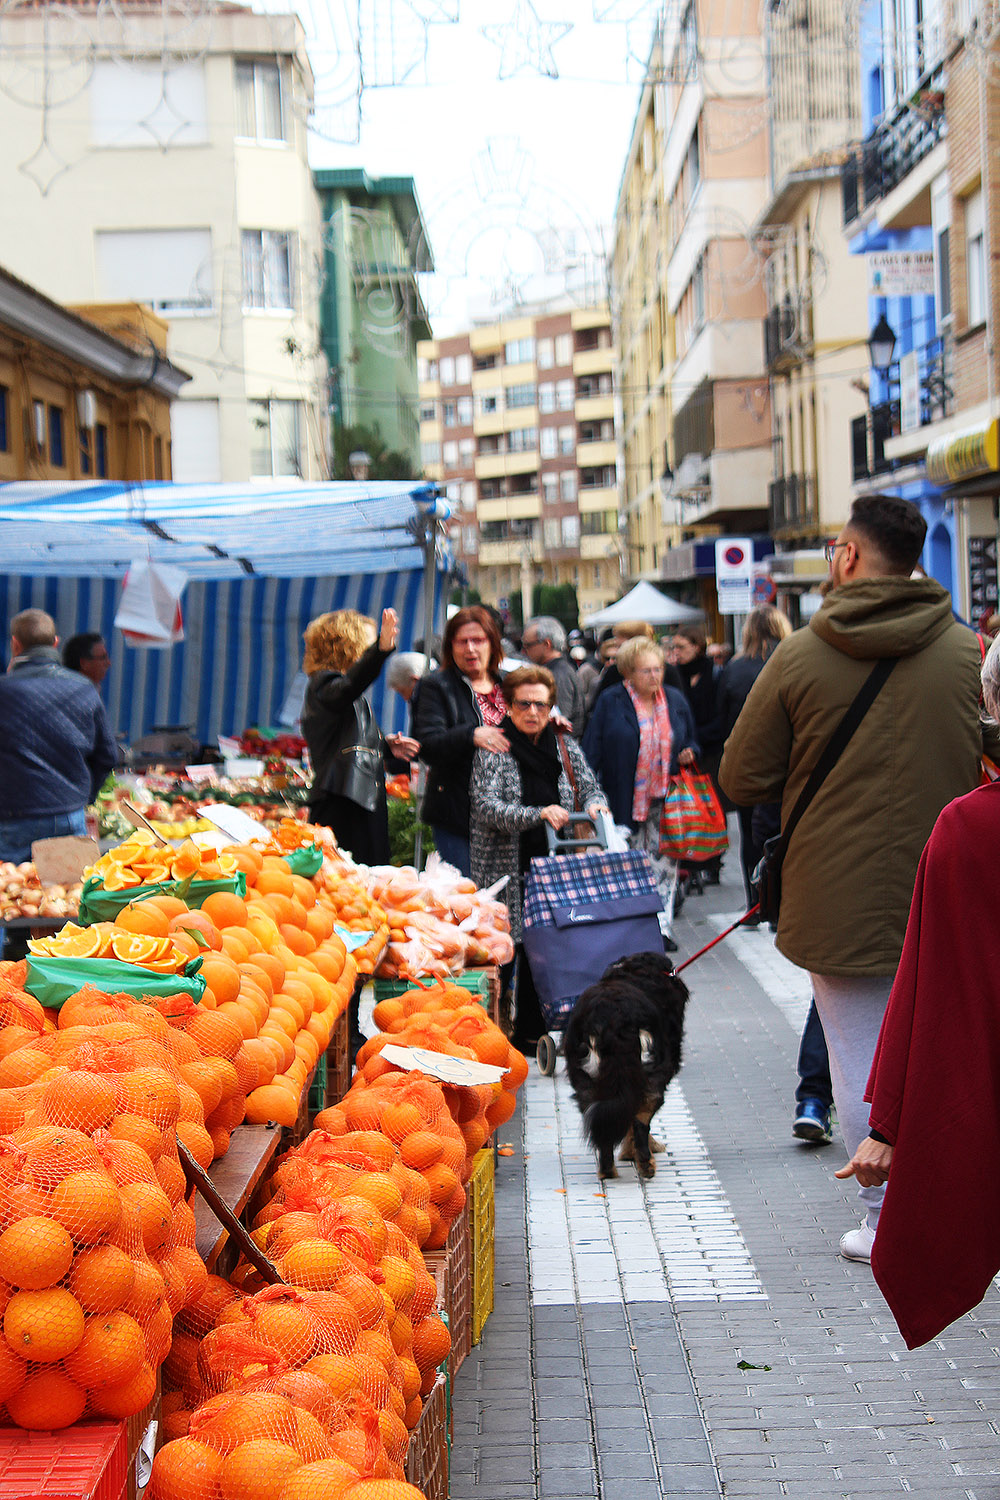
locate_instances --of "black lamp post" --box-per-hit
[867,313,897,373]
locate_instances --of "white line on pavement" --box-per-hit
[524,1064,767,1306]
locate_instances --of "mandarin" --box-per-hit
[69,1244,136,1315]
[0,1215,74,1290]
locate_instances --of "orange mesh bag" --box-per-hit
[0,1020,214,1430]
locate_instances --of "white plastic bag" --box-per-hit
[114,560,186,646]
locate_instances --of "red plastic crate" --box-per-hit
[0,1425,126,1500]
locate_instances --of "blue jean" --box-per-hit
[0,809,88,864]
[431,827,471,878]
[795,997,833,1110]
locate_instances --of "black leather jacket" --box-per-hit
[302,643,392,813]
[412,665,490,836]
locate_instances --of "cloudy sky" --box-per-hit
[303,0,661,331]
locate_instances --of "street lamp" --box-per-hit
[867,314,897,373]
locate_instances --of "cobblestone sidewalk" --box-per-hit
[450,859,1000,1499]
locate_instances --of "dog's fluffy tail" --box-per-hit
[583,1096,635,1155]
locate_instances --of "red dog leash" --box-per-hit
[673,905,761,976]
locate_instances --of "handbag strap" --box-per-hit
[556,731,582,812]
[775,656,897,861]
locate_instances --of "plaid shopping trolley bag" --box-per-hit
[521,845,664,1032]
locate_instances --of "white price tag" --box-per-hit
[198,802,267,844]
[381,1044,507,1086]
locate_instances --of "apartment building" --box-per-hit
[315,169,434,473]
[758,0,867,566]
[612,0,774,597]
[839,0,999,613]
[0,5,328,483]
[418,308,622,620]
[0,268,188,481]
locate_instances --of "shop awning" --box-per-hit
[0,479,440,579]
[0,479,451,744]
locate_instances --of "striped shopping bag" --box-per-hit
[659,766,729,863]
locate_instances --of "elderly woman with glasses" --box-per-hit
[470,665,607,1051]
[582,636,699,859]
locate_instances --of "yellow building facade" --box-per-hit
[0,268,188,482]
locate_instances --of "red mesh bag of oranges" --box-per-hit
[149,1284,425,1499]
[0,1017,212,1429]
[316,1074,473,1251]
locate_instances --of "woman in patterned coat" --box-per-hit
[470,665,607,1050]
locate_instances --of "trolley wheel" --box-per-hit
[536,1034,557,1076]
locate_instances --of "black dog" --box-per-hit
[563,951,689,1181]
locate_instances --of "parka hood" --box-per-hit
[810,577,957,660]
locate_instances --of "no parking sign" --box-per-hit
[715,538,753,614]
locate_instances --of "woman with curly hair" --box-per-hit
[301,607,418,864]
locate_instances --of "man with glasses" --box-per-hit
[521,616,585,737]
[720,494,999,1264]
[63,633,111,689]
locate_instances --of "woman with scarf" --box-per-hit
[582,636,699,862]
[470,666,608,1053]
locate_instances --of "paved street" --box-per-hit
[451,854,1000,1498]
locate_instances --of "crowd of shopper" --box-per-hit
[14,487,1000,1347]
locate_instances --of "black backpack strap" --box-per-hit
[776,656,897,860]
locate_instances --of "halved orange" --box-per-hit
[105,866,142,891]
[109,933,162,966]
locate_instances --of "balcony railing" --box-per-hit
[842,78,946,226]
[849,333,953,481]
[850,403,900,483]
[768,473,817,531]
[764,296,815,371]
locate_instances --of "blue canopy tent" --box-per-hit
[0,479,453,746]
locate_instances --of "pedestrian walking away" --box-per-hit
[720,493,1000,1260]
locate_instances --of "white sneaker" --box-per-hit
[839,1222,876,1262]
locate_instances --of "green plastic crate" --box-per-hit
[308,1053,328,1114]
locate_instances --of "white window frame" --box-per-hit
[242,229,295,312]
[249,398,301,477]
[966,188,986,328]
[235,59,287,145]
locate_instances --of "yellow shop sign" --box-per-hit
[926,418,1000,484]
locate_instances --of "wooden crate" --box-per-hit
[404,1373,448,1500]
[422,1200,471,1384]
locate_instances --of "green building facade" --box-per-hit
[314,169,433,472]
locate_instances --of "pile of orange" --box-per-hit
[0,1013,212,1430]
[151,1214,447,1500]
[315,1072,481,1253]
[87,833,240,892]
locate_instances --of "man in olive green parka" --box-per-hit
[720,494,1000,1263]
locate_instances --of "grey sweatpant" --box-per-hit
[809,971,894,1232]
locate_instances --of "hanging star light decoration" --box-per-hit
[482,0,572,80]
[403,0,460,19]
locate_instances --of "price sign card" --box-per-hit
[198,802,266,845]
[380,1044,507,1087]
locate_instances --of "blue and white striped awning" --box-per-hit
[0,479,440,580]
[0,480,451,744]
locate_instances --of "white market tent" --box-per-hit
[583,579,704,628]
[0,479,452,744]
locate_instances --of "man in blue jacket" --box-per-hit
[0,609,118,862]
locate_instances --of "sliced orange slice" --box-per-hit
[26,937,54,956]
[217,854,239,876]
[88,923,117,958]
[49,927,103,959]
[139,950,187,974]
[109,932,161,966]
[104,866,142,891]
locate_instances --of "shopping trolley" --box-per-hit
[520,816,665,1075]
